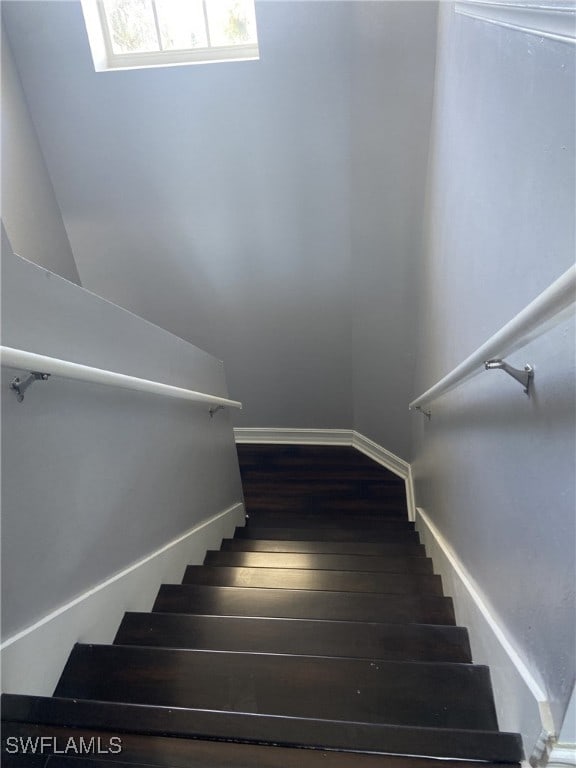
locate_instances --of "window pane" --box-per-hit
[205,0,257,47]
[103,0,160,54]
[155,0,208,50]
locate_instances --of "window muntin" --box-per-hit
[82,0,259,71]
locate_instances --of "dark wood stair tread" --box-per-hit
[45,760,134,768]
[1,722,521,768]
[54,644,498,731]
[246,515,414,527]
[235,526,420,542]
[2,695,524,762]
[153,584,457,624]
[182,565,442,594]
[243,501,408,515]
[114,612,472,662]
[246,515,412,528]
[1,755,46,768]
[221,537,426,556]
[204,550,433,573]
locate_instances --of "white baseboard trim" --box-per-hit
[548,745,576,767]
[415,506,554,759]
[351,432,416,523]
[1,501,245,696]
[233,428,416,521]
[233,427,353,445]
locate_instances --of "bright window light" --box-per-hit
[81,0,259,71]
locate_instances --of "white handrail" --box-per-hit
[0,346,242,410]
[409,264,576,412]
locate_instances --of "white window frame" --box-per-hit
[81,0,259,72]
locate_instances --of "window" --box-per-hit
[81,0,259,71]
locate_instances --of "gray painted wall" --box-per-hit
[411,3,575,736]
[2,0,355,431]
[1,251,243,639]
[1,26,80,285]
[2,1,441,447]
[351,1,438,460]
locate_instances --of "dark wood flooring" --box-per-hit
[1,444,523,767]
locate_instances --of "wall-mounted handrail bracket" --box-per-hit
[10,371,50,402]
[209,404,225,418]
[484,359,534,396]
[408,265,574,413]
[415,405,431,420]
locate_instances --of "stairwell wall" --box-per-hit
[0,26,80,286]
[1,0,354,433]
[2,1,440,451]
[411,1,575,750]
[350,1,438,461]
[1,251,244,692]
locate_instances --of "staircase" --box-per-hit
[1,444,523,767]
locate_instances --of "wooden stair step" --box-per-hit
[204,550,434,573]
[243,493,407,505]
[182,565,442,594]
[243,496,406,505]
[1,754,46,768]
[47,759,132,768]
[241,469,405,481]
[1,694,524,762]
[237,443,393,463]
[54,645,498,731]
[235,526,420,542]
[239,462,406,478]
[221,538,426,556]
[244,501,408,515]
[239,475,405,489]
[238,448,404,476]
[243,500,408,511]
[114,612,472,662]
[153,584,457,624]
[245,517,414,529]
[239,466,405,479]
[1,721,521,768]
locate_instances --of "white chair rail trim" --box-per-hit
[1,346,242,410]
[455,1,576,45]
[410,265,575,413]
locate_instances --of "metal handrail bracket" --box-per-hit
[410,264,575,415]
[484,359,534,396]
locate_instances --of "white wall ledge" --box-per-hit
[455,1,576,44]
